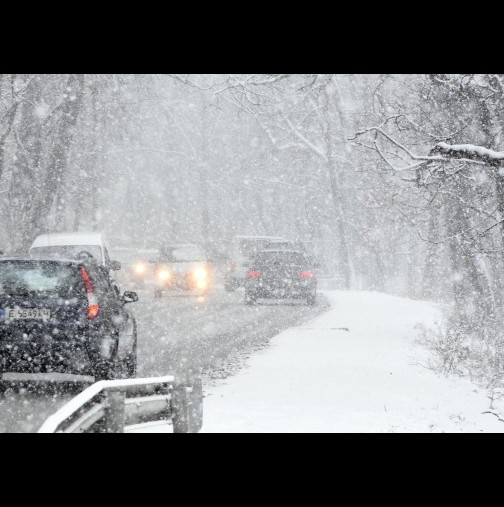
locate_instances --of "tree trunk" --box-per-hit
[323,86,352,289]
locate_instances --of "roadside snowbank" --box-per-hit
[199,291,504,432]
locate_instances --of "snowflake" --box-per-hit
[34,102,50,120]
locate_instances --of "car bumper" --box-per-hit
[0,329,114,376]
[1,372,95,383]
[0,339,93,374]
[245,280,316,298]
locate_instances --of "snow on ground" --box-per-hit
[128,290,504,433]
[199,291,504,433]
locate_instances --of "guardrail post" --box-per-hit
[171,379,190,433]
[104,391,125,433]
[188,377,203,433]
[38,375,186,433]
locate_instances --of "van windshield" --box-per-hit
[30,245,103,263]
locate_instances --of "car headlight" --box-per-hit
[193,268,208,280]
[158,269,171,281]
[196,279,208,290]
[133,262,146,275]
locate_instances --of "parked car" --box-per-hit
[244,249,317,306]
[29,232,121,271]
[0,255,138,385]
[154,244,212,297]
[224,235,285,291]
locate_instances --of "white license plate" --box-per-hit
[1,307,51,321]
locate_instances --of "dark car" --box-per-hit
[0,256,138,386]
[244,250,317,306]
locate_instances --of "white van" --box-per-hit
[224,235,285,291]
[29,232,119,270]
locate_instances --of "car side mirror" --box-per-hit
[122,291,138,303]
[109,260,121,271]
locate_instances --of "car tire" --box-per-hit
[124,322,138,378]
[125,351,137,378]
[245,292,257,306]
[306,292,317,306]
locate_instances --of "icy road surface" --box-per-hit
[0,286,327,432]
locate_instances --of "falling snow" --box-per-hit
[1,74,504,433]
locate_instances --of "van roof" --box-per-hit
[30,232,104,249]
[0,255,95,265]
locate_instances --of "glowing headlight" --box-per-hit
[134,262,146,275]
[193,268,208,280]
[196,279,208,290]
[158,270,171,281]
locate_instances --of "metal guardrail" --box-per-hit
[38,375,203,433]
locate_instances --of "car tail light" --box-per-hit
[300,271,314,278]
[80,266,99,320]
[249,271,262,278]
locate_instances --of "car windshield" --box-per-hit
[253,252,308,267]
[159,246,205,262]
[112,249,157,264]
[30,245,103,262]
[0,261,85,298]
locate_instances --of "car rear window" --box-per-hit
[253,252,308,266]
[264,241,306,251]
[0,261,85,298]
[30,245,103,262]
[239,240,270,258]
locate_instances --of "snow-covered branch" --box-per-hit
[430,142,504,167]
[350,126,490,171]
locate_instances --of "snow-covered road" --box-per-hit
[6,288,500,433]
[0,286,326,432]
[199,291,504,433]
